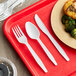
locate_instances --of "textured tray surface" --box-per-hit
[3,0,76,76]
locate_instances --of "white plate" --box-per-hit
[51,0,76,49]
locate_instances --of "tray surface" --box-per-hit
[3,0,76,76]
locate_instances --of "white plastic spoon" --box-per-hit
[0,0,25,21]
[25,22,57,66]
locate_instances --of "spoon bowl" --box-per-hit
[26,22,40,39]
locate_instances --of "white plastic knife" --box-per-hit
[34,14,70,61]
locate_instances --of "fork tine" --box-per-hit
[15,26,22,37]
[17,25,25,36]
[12,28,18,39]
[14,26,20,38]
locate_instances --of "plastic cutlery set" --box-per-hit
[0,0,17,15]
[0,0,25,21]
[12,14,70,73]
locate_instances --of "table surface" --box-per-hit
[0,0,39,76]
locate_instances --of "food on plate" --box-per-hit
[64,0,76,19]
[62,0,76,39]
[71,28,76,39]
[62,15,76,32]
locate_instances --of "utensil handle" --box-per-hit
[25,42,48,73]
[37,38,57,66]
[47,32,70,61]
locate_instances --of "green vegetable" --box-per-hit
[62,15,76,32]
[71,29,76,39]
[65,20,76,32]
[62,15,73,24]
[62,15,68,24]
[67,16,73,20]
[65,24,75,32]
[71,20,76,25]
[62,14,76,39]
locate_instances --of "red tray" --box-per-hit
[3,0,76,76]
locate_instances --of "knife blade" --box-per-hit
[34,14,70,61]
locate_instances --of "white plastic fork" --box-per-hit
[12,25,48,73]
